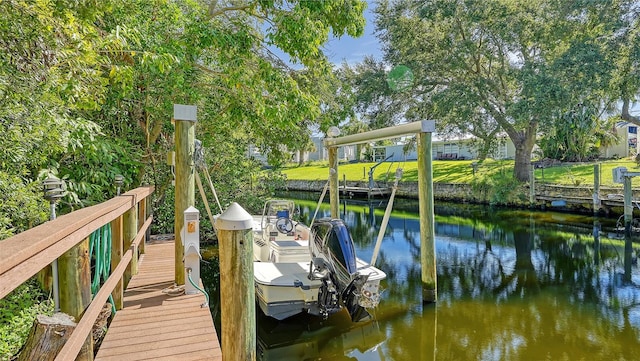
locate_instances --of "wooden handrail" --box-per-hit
[0,187,153,299]
[55,215,152,361]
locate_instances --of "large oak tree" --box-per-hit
[374,0,629,181]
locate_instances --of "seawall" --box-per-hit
[283,180,637,216]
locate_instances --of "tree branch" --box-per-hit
[621,98,640,126]
[208,4,252,18]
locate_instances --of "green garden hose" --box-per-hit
[89,224,116,315]
[187,268,210,307]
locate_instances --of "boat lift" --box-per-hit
[324,120,438,303]
[612,167,640,235]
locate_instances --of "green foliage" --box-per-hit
[0,279,53,360]
[538,105,618,162]
[471,173,528,205]
[0,174,48,240]
[372,0,630,181]
[151,186,175,235]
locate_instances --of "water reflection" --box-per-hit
[202,197,640,360]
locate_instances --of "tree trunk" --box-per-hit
[514,146,532,182]
[18,313,76,361]
[512,128,537,182]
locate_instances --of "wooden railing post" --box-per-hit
[58,236,93,360]
[123,206,138,288]
[138,198,146,255]
[110,215,124,310]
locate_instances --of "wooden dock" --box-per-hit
[340,186,391,199]
[95,239,221,361]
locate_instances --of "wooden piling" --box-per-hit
[418,132,437,303]
[593,163,601,214]
[58,236,93,360]
[329,146,339,219]
[216,202,255,361]
[623,175,632,238]
[529,165,535,207]
[174,105,196,286]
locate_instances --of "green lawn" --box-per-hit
[282,158,640,187]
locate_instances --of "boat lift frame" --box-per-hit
[324,120,438,303]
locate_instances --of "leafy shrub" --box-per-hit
[0,279,53,360]
[471,173,527,206]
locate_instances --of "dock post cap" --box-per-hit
[184,205,200,215]
[215,202,252,230]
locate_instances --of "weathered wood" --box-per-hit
[418,132,437,303]
[123,207,138,288]
[328,146,339,219]
[0,187,153,299]
[174,117,195,286]
[217,203,255,361]
[110,216,124,310]
[56,249,133,361]
[137,198,146,255]
[593,163,601,214]
[18,313,76,361]
[58,236,93,360]
[58,238,91,320]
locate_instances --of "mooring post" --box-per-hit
[623,175,632,238]
[529,165,535,207]
[329,146,339,219]
[418,132,437,303]
[215,202,256,361]
[593,163,601,215]
[174,104,197,286]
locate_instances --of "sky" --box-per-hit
[322,2,382,65]
[270,1,382,67]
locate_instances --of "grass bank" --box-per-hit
[282,159,640,187]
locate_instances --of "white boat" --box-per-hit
[252,200,386,321]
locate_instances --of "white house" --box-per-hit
[599,122,637,158]
[306,136,357,162]
[372,136,516,162]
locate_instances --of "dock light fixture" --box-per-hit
[327,126,341,138]
[115,174,124,196]
[43,176,65,209]
[42,175,65,312]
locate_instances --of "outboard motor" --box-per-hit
[308,218,370,321]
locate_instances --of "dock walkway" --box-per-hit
[95,239,221,361]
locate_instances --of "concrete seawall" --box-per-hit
[283,180,637,216]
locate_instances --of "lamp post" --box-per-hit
[43,176,65,312]
[114,174,124,196]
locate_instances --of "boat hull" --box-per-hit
[254,261,322,320]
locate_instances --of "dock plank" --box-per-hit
[96,240,221,361]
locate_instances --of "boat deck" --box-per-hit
[95,239,221,361]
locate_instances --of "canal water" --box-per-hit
[201,196,640,361]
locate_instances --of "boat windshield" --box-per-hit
[263,200,295,218]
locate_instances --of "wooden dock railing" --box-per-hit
[0,186,153,360]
